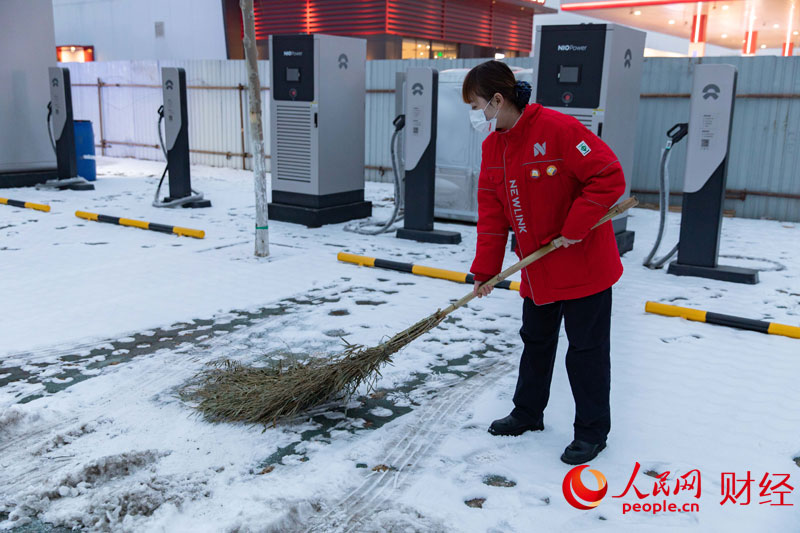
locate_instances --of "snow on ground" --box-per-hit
[1,156,798,532]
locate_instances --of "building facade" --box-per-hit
[221,0,555,60]
[53,0,794,62]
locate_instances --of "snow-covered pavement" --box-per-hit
[1,157,798,532]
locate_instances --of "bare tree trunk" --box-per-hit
[240,0,269,257]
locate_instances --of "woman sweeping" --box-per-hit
[463,60,626,465]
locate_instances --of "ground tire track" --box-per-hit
[305,358,513,532]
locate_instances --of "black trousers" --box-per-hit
[510,287,612,445]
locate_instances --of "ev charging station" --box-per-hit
[396,67,461,245]
[0,0,100,191]
[154,67,210,208]
[38,67,94,191]
[533,23,645,255]
[267,33,372,228]
[667,64,758,284]
[0,0,57,189]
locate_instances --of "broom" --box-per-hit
[181,198,638,426]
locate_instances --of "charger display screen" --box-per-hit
[286,67,300,82]
[558,65,580,84]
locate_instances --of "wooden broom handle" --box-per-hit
[439,197,638,316]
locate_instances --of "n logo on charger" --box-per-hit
[534,142,546,157]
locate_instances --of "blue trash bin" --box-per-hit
[73,120,96,182]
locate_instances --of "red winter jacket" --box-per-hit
[470,103,625,305]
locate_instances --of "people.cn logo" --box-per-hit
[562,465,608,510]
[557,44,588,52]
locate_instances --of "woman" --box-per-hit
[463,60,625,465]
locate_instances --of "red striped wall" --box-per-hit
[253,1,306,36]
[308,1,386,35]
[386,0,443,41]
[491,2,532,51]
[251,0,532,52]
[443,1,493,47]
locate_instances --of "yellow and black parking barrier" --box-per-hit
[337,252,521,291]
[645,301,800,340]
[75,211,205,239]
[0,197,50,213]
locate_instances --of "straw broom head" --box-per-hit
[179,309,447,426]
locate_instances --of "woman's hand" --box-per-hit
[473,281,494,298]
[558,236,582,248]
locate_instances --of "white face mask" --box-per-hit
[469,99,500,134]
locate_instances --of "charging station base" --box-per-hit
[269,201,372,228]
[183,200,212,208]
[667,261,759,285]
[0,169,58,189]
[615,230,635,255]
[396,228,462,245]
[69,183,95,191]
[165,198,212,208]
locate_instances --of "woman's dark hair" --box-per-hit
[462,60,531,111]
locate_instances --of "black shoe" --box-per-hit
[488,414,544,437]
[560,439,607,465]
